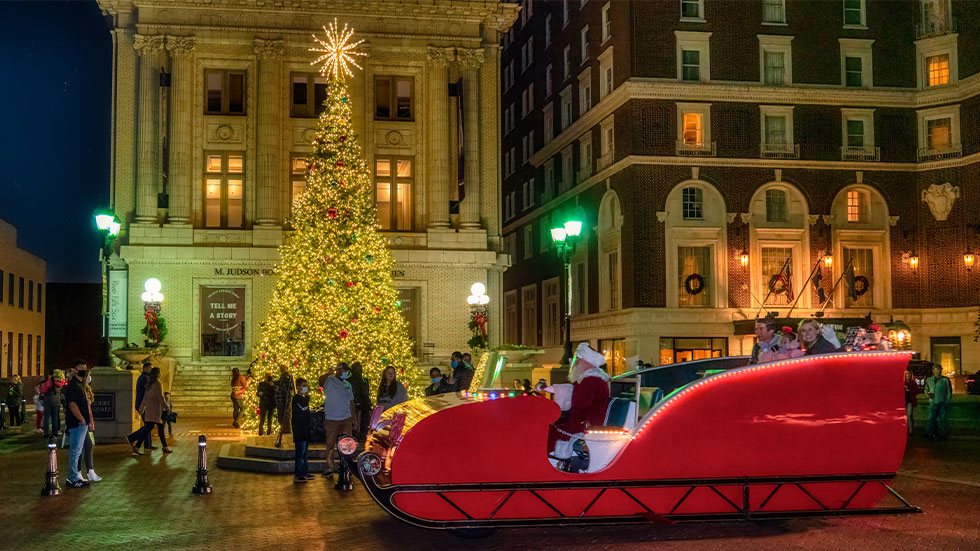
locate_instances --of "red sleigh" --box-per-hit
[346,351,920,533]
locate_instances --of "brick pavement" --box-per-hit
[0,403,978,551]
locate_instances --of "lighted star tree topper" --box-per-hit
[244,22,418,430]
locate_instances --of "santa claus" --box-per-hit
[547,343,611,453]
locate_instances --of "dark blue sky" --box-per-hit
[0,0,109,282]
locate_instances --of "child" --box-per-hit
[291,378,313,483]
[775,328,806,360]
[163,392,175,437]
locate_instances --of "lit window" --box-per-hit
[375,157,413,231]
[927,118,952,149]
[843,247,874,307]
[682,50,700,81]
[682,113,703,145]
[844,56,863,87]
[846,190,869,223]
[765,189,787,222]
[682,187,703,219]
[761,247,793,305]
[203,152,244,228]
[289,156,307,219]
[927,54,950,86]
[678,246,711,307]
[291,73,329,117]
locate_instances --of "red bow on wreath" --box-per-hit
[144,309,160,342]
[473,313,488,337]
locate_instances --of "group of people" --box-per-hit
[126,362,174,456]
[750,318,841,364]
[423,351,476,397]
[906,364,953,440]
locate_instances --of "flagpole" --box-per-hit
[786,258,822,318]
[755,256,791,319]
[817,257,854,316]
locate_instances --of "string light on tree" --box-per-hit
[244,22,418,431]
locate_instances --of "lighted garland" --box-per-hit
[242,24,419,431]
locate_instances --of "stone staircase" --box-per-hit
[170,362,245,417]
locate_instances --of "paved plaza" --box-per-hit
[1,400,978,551]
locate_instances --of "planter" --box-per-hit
[113,349,150,365]
[148,343,169,357]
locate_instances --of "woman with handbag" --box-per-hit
[127,368,172,454]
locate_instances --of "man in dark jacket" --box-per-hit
[257,374,277,436]
[425,367,456,396]
[291,378,313,483]
[134,362,154,449]
[348,362,372,440]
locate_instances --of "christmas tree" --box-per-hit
[245,22,418,427]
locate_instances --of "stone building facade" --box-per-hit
[502,0,979,376]
[96,0,518,385]
[0,219,45,379]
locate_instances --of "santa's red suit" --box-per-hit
[547,369,610,451]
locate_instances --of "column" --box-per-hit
[456,48,485,229]
[133,34,166,223]
[480,44,502,238]
[110,25,139,223]
[426,46,454,229]
[254,39,284,226]
[165,36,195,225]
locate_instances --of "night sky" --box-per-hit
[0,0,109,282]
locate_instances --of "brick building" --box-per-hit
[95,0,517,410]
[0,219,46,379]
[501,0,979,376]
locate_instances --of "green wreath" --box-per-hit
[684,273,705,295]
[853,275,870,296]
[768,274,791,296]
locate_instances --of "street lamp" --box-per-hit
[551,216,583,366]
[467,282,490,349]
[823,252,833,268]
[94,207,120,367]
[739,250,749,268]
[964,251,975,271]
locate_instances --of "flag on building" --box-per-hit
[813,266,826,303]
[845,263,858,301]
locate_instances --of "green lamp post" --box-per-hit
[94,207,120,367]
[551,216,583,366]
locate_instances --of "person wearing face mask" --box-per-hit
[425,367,455,396]
[63,360,94,488]
[453,352,475,393]
[291,378,313,483]
[77,368,102,482]
[321,363,355,476]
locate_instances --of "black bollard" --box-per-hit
[1,402,6,431]
[192,434,212,494]
[41,439,61,496]
[334,435,356,491]
[21,399,27,426]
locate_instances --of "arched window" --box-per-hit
[598,190,623,312]
[748,182,810,308]
[662,180,728,308]
[830,185,891,309]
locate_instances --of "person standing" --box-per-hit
[163,392,175,437]
[923,365,953,440]
[39,369,66,438]
[274,364,295,448]
[257,374,277,436]
[376,366,409,411]
[7,374,23,427]
[457,353,476,392]
[134,362,154,449]
[290,378,312,483]
[63,360,93,488]
[128,367,172,454]
[230,367,251,428]
[321,363,354,476]
[77,369,102,482]
[750,318,782,364]
[348,362,372,440]
[904,368,919,437]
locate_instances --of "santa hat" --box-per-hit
[575,343,606,367]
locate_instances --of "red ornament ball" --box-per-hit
[374,306,381,313]
[327,208,338,219]
[351,317,358,324]
[339,329,350,339]
[338,180,345,187]
[346,281,354,287]
[339,136,347,142]
[335,160,345,167]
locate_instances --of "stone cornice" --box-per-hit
[122,0,513,22]
[426,45,456,65]
[253,38,284,59]
[456,47,486,68]
[165,35,195,55]
[133,33,165,55]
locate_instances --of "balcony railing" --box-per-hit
[676,141,717,157]
[760,143,800,159]
[915,16,957,39]
[597,152,614,170]
[917,144,962,162]
[840,145,880,162]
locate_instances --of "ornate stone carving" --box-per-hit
[889,216,900,227]
[216,125,233,141]
[739,212,751,224]
[253,38,284,59]
[301,128,316,144]
[425,46,455,65]
[455,47,486,67]
[656,211,667,222]
[808,214,820,225]
[726,213,737,224]
[133,34,165,56]
[165,36,196,55]
[921,182,960,221]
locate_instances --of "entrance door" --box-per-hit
[396,288,420,357]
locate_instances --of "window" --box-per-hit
[290,73,328,117]
[682,187,703,220]
[17,334,23,375]
[543,103,554,144]
[763,0,785,23]
[759,35,793,85]
[201,286,246,357]
[529,129,535,156]
[527,36,534,68]
[544,160,555,199]
[681,0,703,20]
[917,105,961,159]
[36,335,41,374]
[766,189,788,222]
[675,31,711,82]
[560,87,573,129]
[503,193,513,220]
[375,157,414,231]
[541,213,553,253]
[843,0,865,27]
[204,70,245,115]
[26,334,31,376]
[545,64,553,97]
[0,270,3,303]
[542,278,561,346]
[6,273,12,305]
[760,105,796,157]
[580,132,593,176]
[843,247,874,307]
[765,115,786,145]
[521,284,538,346]
[36,282,42,312]
[579,70,592,114]
[504,290,518,344]
[927,54,950,86]
[289,156,307,219]
[5,333,11,375]
[561,147,574,191]
[931,337,962,375]
[545,14,552,46]
[682,113,703,145]
[203,152,245,228]
[523,226,534,259]
[562,0,570,27]
[599,47,614,98]
[840,108,877,159]
[846,190,869,222]
[18,277,24,308]
[529,178,536,207]
[760,247,793,305]
[600,116,615,167]
[375,76,413,121]
[521,89,529,117]
[600,338,627,376]
[27,280,33,311]
[660,337,728,364]
[682,50,700,81]
[606,251,620,310]
[840,38,873,88]
[602,3,612,41]
[845,56,863,87]
[563,46,571,80]
[580,26,589,62]
[677,246,711,306]
[927,117,952,149]
[846,119,865,147]
[522,179,529,208]
[573,260,587,314]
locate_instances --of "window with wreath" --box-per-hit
[375,157,413,231]
[678,246,711,307]
[203,153,245,228]
[843,247,874,307]
[761,247,793,305]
